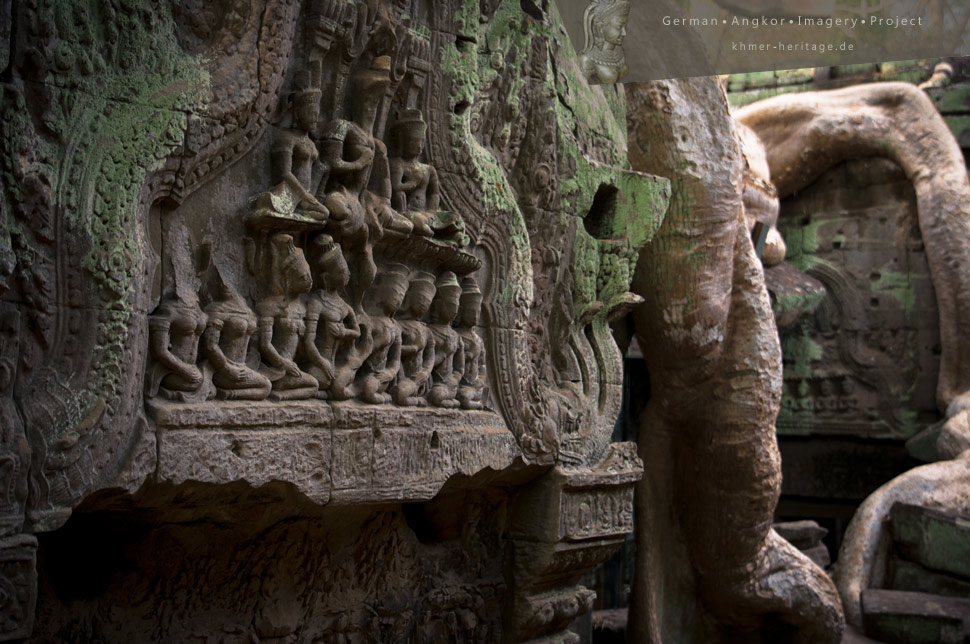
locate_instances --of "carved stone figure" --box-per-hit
[456,276,486,411]
[392,270,436,407]
[256,234,318,401]
[580,0,631,84]
[319,56,411,309]
[303,234,361,398]
[202,265,272,401]
[389,109,450,240]
[148,225,208,402]
[250,66,329,229]
[356,263,408,404]
[427,271,463,409]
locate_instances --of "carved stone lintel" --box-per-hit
[0,534,37,642]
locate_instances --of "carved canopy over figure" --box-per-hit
[580,0,631,84]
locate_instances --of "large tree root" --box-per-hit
[737,81,970,629]
[736,82,970,414]
[625,77,844,643]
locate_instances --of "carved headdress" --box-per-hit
[161,223,202,306]
[581,0,631,52]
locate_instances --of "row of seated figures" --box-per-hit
[148,56,487,410]
[148,228,485,410]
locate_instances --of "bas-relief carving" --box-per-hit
[2,0,669,641]
[148,42,487,412]
[580,0,631,84]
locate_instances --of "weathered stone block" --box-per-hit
[891,502,970,580]
[158,428,333,505]
[891,558,970,599]
[861,589,970,644]
[774,519,828,550]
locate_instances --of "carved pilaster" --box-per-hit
[507,442,642,642]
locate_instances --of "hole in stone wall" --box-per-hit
[584,183,619,240]
[453,100,470,115]
[520,0,544,20]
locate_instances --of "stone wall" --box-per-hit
[0,0,669,640]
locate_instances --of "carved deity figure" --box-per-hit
[456,276,486,410]
[390,109,438,237]
[256,234,319,401]
[319,56,412,310]
[148,225,208,401]
[392,270,436,407]
[579,0,630,84]
[251,66,329,227]
[303,234,361,398]
[427,271,464,408]
[356,263,409,404]
[201,265,272,401]
[389,109,470,248]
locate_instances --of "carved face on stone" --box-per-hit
[397,119,427,159]
[459,294,482,327]
[312,235,350,290]
[385,277,409,315]
[283,250,313,295]
[602,12,627,46]
[292,90,322,133]
[587,2,630,49]
[459,277,482,327]
[405,278,435,319]
[369,264,409,315]
[431,287,461,324]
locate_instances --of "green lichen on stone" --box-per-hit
[781,325,824,379]
[2,0,209,408]
[440,0,534,315]
[773,288,826,316]
[872,270,916,318]
[928,83,970,114]
[781,217,825,271]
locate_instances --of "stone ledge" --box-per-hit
[150,400,520,506]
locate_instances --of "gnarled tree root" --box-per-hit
[625,77,844,643]
[737,81,970,630]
